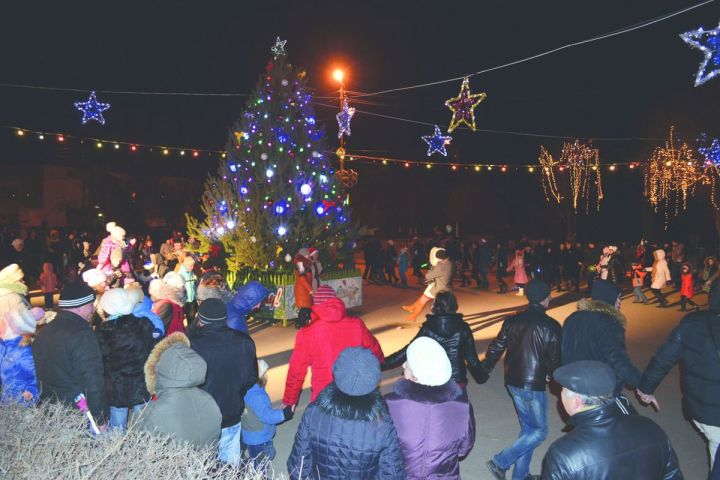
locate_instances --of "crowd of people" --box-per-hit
[0,221,718,479]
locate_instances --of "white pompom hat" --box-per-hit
[406,337,452,386]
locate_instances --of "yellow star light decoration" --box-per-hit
[644,127,702,226]
[445,77,487,133]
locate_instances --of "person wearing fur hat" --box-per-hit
[287,347,406,480]
[137,332,222,449]
[383,291,487,387]
[386,337,475,479]
[561,279,648,416]
[33,282,107,424]
[283,285,384,407]
[242,359,294,470]
[0,266,41,405]
[96,288,156,431]
[483,280,561,480]
[403,247,453,321]
[188,298,258,466]
[149,272,187,335]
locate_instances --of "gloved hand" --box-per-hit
[283,405,294,421]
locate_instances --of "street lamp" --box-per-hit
[332,68,345,84]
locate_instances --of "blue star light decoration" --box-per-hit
[699,134,720,167]
[271,37,287,59]
[74,91,111,125]
[336,98,356,139]
[681,21,720,87]
[422,125,452,156]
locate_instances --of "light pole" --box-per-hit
[332,67,357,189]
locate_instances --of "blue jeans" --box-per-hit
[108,404,145,432]
[633,285,648,303]
[493,386,548,480]
[246,440,276,470]
[218,422,242,466]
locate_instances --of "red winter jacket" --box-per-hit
[282,297,384,406]
[680,272,694,299]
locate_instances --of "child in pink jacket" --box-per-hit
[507,250,528,296]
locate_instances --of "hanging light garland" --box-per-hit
[644,127,703,224]
[538,146,562,203]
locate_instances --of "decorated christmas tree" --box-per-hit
[187,41,352,273]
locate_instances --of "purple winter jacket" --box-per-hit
[385,379,475,479]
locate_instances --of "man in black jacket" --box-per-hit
[188,298,258,465]
[33,282,107,425]
[483,280,561,480]
[542,361,682,480]
[638,283,720,472]
[561,279,649,415]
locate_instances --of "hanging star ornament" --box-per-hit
[336,98,356,139]
[271,37,287,59]
[422,125,452,156]
[680,21,720,87]
[74,91,110,125]
[699,134,720,166]
[445,77,487,133]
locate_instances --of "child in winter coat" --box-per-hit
[647,249,672,308]
[39,262,58,308]
[398,247,410,289]
[631,263,648,304]
[242,359,293,470]
[293,251,313,329]
[679,263,699,312]
[507,250,528,296]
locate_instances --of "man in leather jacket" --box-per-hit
[542,361,682,480]
[483,280,561,480]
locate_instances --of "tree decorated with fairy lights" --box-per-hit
[187,39,351,273]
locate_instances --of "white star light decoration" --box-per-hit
[681,21,720,87]
[271,37,287,59]
[336,98,356,139]
[422,125,452,156]
[74,91,111,125]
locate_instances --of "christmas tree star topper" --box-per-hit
[74,91,111,125]
[680,21,720,87]
[422,125,452,156]
[445,77,487,133]
[336,98,356,139]
[271,37,287,59]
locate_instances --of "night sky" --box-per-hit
[1,1,719,241]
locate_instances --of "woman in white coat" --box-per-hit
[647,249,671,307]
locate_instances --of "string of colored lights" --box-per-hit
[6,124,648,171]
[0,1,711,100]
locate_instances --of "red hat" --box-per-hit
[308,247,318,256]
[313,285,336,304]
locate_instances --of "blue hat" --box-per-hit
[332,347,380,396]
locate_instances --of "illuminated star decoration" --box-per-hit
[336,98,355,139]
[74,91,110,125]
[680,21,720,87]
[699,134,720,166]
[271,37,287,59]
[422,125,452,156]
[445,77,487,133]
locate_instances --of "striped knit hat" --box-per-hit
[58,282,96,308]
[313,285,337,304]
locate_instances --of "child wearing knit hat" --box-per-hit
[242,359,293,471]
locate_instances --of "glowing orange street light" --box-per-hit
[332,68,345,84]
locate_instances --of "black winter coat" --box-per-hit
[33,310,107,421]
[382,313,488,385]
[96,315,156,407]
[561,299,641,394]
[188,322,258,428]
[287,383,405,480]
[640,310,720,426]
[542,403,682,480]
[483,304,561,390]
